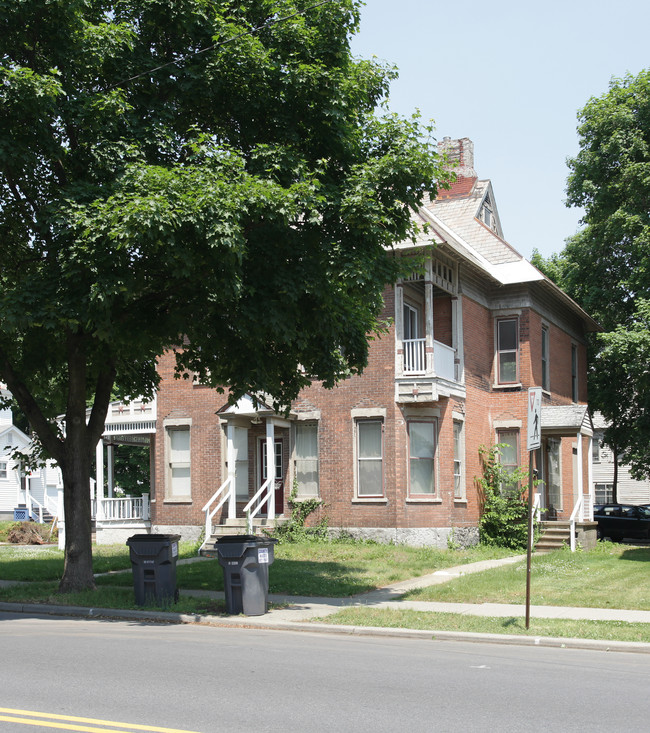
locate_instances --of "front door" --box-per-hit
[259,438,284,516]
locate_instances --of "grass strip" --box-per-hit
[404,543,650,610]
[0,580,225,616]
[316,607,650,643]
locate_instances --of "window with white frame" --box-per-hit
[165,425,191,500]
[497,318,518,384]
[541,325,550,391]
[595,483,614,504]
[0,462,6,479]
[497,429,519,493]
[357,420,384,497]
[453,421,464,499]
[295,422,319,497]
[571,344,579,402]
[408,420,436,495]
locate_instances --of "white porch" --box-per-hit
[201,395,290,550]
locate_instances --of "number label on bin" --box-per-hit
[171,542,178,558]
[258,548,269,564]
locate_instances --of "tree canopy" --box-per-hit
[537,69,650,485]
[0,0,448,589]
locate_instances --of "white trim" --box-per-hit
[351,407,387,419]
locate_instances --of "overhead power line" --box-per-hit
[105,0,338,92]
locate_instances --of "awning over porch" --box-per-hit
[541,404,593,436]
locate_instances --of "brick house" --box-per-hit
[149,137,599,548]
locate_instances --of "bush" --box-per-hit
[477,444,538,551]
[269,484,328,543]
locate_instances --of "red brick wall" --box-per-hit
[152,284,591,532]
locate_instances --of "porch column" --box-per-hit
[227,422,236,520]
[587,434,594,520]
[576,432,584,515]
[452,296,464,383]
[395,283,404,376]
[107,443,115,498]
[424,269,434,376]
[266,420,275,520]
[95,440,104,521]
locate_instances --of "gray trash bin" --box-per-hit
[126,534,181,606]
[214,535,278,616]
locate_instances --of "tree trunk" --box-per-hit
[59,449,95,592]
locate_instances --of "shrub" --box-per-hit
[270,484,328,543]
[477,444,538,551]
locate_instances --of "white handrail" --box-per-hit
[569,494,585,552]
[99,495,149,521]
[243,477,273,534]
[201,477,235,546]
[26,494,45,523]
[532,491,541,522]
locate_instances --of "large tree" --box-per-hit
[0,0,448,591]
[538,69,650,487]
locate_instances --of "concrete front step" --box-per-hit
[536,523,572,552]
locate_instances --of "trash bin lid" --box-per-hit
[216,535,259,543]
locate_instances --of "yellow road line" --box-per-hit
[0,708,202,733]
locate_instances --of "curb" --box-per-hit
[2,600,650,655]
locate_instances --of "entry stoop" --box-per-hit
[200,517,288,556]
[536,521,571,552]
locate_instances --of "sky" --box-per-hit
[349,0,650,260]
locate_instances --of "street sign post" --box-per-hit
[525,387,542,628]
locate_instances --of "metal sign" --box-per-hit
[527,387,542,451]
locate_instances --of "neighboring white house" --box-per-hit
[592,411,650,505]
[0,384,62,522]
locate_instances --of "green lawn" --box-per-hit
[94,541,514,597]
[404,542,650,610]
[317,607,650,643]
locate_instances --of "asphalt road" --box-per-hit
[1,611,649,732]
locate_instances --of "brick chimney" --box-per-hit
[436,137,478,199]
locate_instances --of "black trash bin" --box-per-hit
[126,533,181,606]
[213,535,278,616]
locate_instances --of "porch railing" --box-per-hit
[402,338,456,381]
[403,338,426,373]
[201,477,235,548]
[93,494,150,521]
[243,477,274,534]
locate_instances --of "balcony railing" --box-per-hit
[403,338,456,381]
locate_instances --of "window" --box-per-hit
[0,462,6,479]
[592,433,601,464]
[497,429,519,492]
[541,325,550,391]
[403,302,420,340]
[357,420,383,497]
[233,427,249,501]
[403,302,424,374]
[166,426,191,500]
[408,420,436,495]
[595,483,614,504]
[497,318,518,384]
[453,421,464,499]
[571,344,579,402]
[295,422,319,497]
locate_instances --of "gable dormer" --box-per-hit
[476,184,504,238]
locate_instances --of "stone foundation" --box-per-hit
[329,526,479,549]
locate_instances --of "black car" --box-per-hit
[593,504,650,542]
